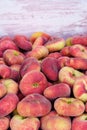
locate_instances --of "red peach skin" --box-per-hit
[17,93,52,117]
[0,116,10,130]
[19,70,48,95]
[54,98,85,117]
[41,111,71,130]
[0,93,19,117]
[72,114,87,130]
[10,115,40,130]
[44,83,71,100]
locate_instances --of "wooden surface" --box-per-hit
[0,0,87,38]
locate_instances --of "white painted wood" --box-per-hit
[0,0,87,38]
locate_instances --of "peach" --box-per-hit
[45,37,65,52]
[60,46,71,56]
[0,83,6,98]
[54,97,85,117]
[72,114,87,130]
[0,79,18,94]
[44,83,71,100]
[20,57,41,77]
[10,64,21,81]
[14,35,32,51]
[47,52,62,59]
[0,58,5,64]
[26,46,49,60]
[3,49,25,65]
[17,93,51,117]
[71,35,87,46]
[19,70,48,95]
[0,93,19,117]
[32,36,45,49]
[0,64,11,78]
[30,32,51,43]
[70,44,87,59]
[73,75,87,102]
[65,57,87,70]
[10,114,40,130]
[0,116,10,130]
[0,39,18,52]
[41,111,71,130]
[41,57,59,81]
[59,66,84,87]
[57,56,70,68]
[66,37,72,46]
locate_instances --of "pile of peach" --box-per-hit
[0,32,87,130]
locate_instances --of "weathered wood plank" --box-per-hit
[0,0,87,38]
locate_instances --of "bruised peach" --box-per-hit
[17,93,51,117]
[0,93,19,117]
[41,57,59,81]
[44,83,71,100]
[19,70,48,95]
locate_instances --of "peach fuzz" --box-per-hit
[17,93,51,117]
[41,111,71,130]
[26,46,49,60]
[3,49,25,65]
[54,98,85,117]
[0,116,10,130]
[70,44,87,59]
[0,64,11,78]
[44,83,71,100]
[59,66,84,87]
[0,93,19,117]
[10,115,40,130]
[30,32,51,43]
[14,35,32,51]
[73,75,87,102]
[72,114,87,130]
[19,70,48,95]
[41,57,59,81]
[20,57,40,77]
[45,37,65,52]
[0,79,18,94]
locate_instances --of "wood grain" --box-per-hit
[0,0,87,38]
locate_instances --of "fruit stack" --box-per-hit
[0,32,87,130]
